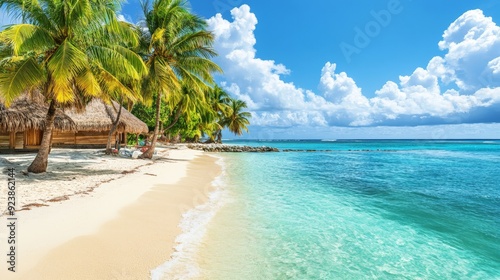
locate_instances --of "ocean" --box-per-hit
[160,140,500,279]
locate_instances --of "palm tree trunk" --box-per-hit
[141,92,162,159]
[163,107,183,131]
[216,129,223,143]
[27,100,57,173]
[105,101,123,154]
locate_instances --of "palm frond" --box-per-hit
[88,45,143,81]
[48,39,88,84]
[0,24,54,55]
[0,57,44,106]
[97,66,139,102]
[49,78,74,103]
[149,27,166,48]
[112,45,148,76]
[153,56,180,94]
[74,68,101,97]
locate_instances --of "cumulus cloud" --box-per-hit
[207,5,330,126]
[117,14,132,23]
[436,9,500,91]
[489,57,500,74]
[207,6,500,128]
[369,9,500,125]
[319,62,372,126]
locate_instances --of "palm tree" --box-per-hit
[138,0,221,159]
[206,85,230,143]
[224,98,251,137]
[0,0,146,173]
[203,86,251,142]
[105,22,147,154]
[162,82,211,133]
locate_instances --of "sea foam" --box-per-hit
[150,156,228,280]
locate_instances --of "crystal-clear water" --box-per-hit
[196,140,500,279]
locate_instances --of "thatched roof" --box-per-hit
[0,96,76,132]
[64,99,148,134]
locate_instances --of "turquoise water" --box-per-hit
[198,140,500,279]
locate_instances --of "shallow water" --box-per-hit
[174,140,500,279]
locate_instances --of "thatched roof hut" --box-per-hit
[1,96,147,150]
[0,96,76,133]
[63,99,148,134]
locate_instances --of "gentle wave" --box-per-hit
[151,156,228,280]
[197,141,500,278]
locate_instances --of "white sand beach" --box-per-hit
[0,146,220,279]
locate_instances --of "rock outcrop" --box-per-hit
[187,143,279,153]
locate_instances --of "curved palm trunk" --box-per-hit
[141,92,162,159]
[27,100,56,173]
[163,107,183,132]
[105,101,123,154]
[215,129,222,143]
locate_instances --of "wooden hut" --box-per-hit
[0,97,76,150]
[1,97,148,150]
[52,99,148,148]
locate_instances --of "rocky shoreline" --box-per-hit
[186,143,279,152]
[185,143,399,153]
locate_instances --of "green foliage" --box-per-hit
[127,133,146,146]
[225,98,251,136]
[131,92,170,130]
[0,0,147,172]
[0,0,252,150]
[0,0,146,106]
[171,111,203,141]
[204,85,251,142]
[137,0,222,155]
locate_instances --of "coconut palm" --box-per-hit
[138,0,221,159]
[162,81,211,133]
[205,85,230,143]
[0,0,146,173]
[224,98,251,137]
[105,22,147,155]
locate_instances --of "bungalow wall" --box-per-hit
[24,129,43,149]
[1,130,128,150]
[52,131,127,147]
[0,131,28,149]
[0,132,11,149]
[15,132,23,148]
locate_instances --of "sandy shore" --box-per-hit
[0,146,220,279]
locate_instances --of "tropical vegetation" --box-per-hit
[137,0,222,158]
[132,84,251,143]
[0,0,146,173]
[0,0,251,173]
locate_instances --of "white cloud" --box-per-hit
[117,14,130,23]
[488,56,500,74]
[319,62,372,126]
[437,9,500,91]
[320,62,362,103]
[208,6,500,128]
[207,4,330,125]
[247,123,500,140]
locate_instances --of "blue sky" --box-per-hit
[121,0,500,95]
[171,0,500,139]
[2,1,500,139]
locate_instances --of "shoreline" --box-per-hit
[152,155,227,279]
[0,147,221,279]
